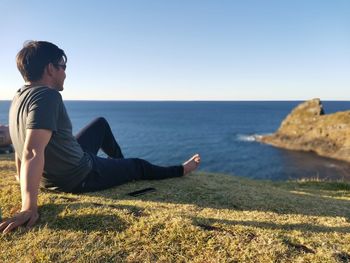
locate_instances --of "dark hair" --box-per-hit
[16,41,67,82]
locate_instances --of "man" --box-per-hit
[0,41,200,234]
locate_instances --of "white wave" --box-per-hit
[236,134,260,142]
[324,163,339,168]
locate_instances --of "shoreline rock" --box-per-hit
[0,125,11,147]
[258,98,350,163]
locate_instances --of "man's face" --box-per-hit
[52,59,66,91]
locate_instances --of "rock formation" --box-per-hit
[0,125,11,147]
[258,98,350,162]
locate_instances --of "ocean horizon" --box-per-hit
[1,100,350,182]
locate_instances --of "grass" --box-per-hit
[1,154,350,262]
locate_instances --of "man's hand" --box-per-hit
[0,209,39,234]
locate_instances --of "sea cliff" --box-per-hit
[259,98,350,162]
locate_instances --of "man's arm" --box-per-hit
[15,152,21,182]
[0,129,52,234]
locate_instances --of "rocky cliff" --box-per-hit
[259,98,350,162]
[0,125,11,147]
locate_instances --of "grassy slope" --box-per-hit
[0,154,350,263]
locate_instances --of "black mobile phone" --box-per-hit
[127,187,156,197]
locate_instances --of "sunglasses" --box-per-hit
[53,63,67,71]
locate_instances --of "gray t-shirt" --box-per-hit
[9,86,92,192]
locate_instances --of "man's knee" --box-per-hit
[96,117,107,123]
[94,117,109,127]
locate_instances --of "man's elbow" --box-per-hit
[22,147,45,161]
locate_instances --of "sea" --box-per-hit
[1,100,350,182]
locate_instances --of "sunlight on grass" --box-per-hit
[1,156,350,262]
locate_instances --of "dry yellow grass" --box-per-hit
[1,154,350,262]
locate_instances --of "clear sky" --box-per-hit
[0,0,349,100]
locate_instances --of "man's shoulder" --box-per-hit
[29,86,62,99]
[20,86,63,107]
[11,86,64,116]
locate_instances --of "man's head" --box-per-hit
[16,41,67,90]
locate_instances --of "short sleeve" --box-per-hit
[26,89,62,132]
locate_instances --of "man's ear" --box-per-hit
[46,63,55,77]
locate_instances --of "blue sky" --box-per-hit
[0,0,349,100]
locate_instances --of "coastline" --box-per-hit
[3,100,350,182]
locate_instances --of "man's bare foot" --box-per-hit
[183,154,201,175]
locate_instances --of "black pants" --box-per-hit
[72,117,183,193]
